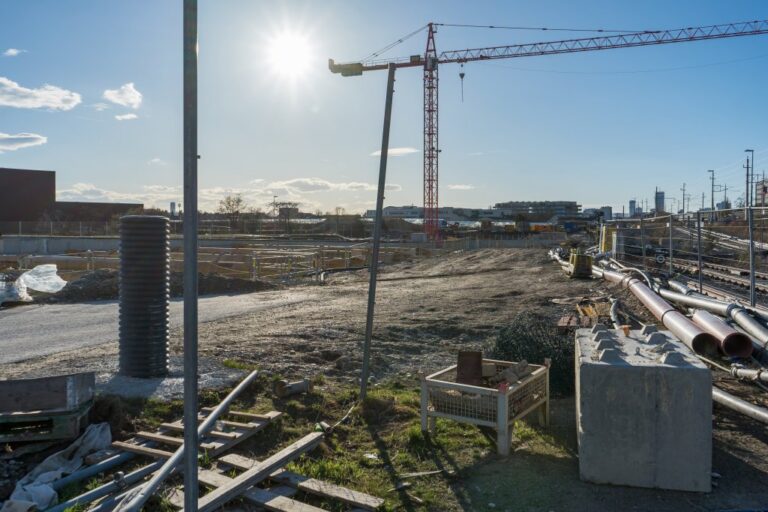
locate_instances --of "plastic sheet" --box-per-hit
[0,265,66,306]
[1,423,111,511]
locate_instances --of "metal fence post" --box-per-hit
[668,215,673,275]
[697,211,703,293]
[748,206,756,306]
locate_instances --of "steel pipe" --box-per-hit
[600,268,718,356]
[661,281,767,359]
[114,370,260,511]
[712,387,768,424]
[730,365,768,383]
[691,310,753,358]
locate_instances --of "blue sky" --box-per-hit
[1,0,767,214]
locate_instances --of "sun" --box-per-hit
[265,30,313,82]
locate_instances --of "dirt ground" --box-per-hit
[3,248,768,510]
[2,249,603,380]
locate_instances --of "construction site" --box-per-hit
[2,3,768,512]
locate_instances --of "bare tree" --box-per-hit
[218,194,246,229]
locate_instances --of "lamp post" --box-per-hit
[746,149,756,306]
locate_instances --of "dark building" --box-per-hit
[0,168,56,221]
[0,167,142,222]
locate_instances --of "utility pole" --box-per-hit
[701,192,705,211]
[746,148,755,206]
[744,155,752,220]
[708,170,715,221]
[680,183,687,214]
[723,184,728,207]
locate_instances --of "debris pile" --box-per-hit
[46,269,280,303]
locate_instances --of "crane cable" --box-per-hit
[360,24,428,62]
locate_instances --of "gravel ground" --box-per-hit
[2,248,768,509]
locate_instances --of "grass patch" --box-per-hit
[79,374,561,511]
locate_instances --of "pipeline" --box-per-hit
[658,283,768,360]
[730,365,768,383]
[608,298,622,329]
[712,387,768,424]
[691,310,754,358]
[599,268,718,356]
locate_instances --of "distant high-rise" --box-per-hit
[654,188,665,214]
[629,199,636,217]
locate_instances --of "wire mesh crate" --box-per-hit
[420,358,549,455]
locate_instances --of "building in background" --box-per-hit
[365,201,581,221]
[756,179,768,207]
[654,188,665,214]
[0,167,142,222]
[599,206,613,220]
[629,199,636,217]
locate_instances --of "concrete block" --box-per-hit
[575,328,712,492]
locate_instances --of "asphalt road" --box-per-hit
[0,291,307,365]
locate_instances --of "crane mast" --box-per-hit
[329,19,768,239]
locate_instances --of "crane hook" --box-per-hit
[459,64,465,102]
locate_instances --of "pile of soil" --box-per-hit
[46,269,279,303]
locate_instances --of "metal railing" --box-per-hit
[607,207,768,307]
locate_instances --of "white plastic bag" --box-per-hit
[16,264,67,294]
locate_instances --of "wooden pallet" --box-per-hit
[113,409,282,458]
[167,443,384,511]
[55,408,282,512]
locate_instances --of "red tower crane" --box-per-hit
[330,20,768,239]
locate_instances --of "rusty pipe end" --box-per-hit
[721,332,754,358]
[689,332,720,358]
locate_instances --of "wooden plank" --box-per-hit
[219,453,384,511]
[111,441,174,459]
[201,407,281,422]
[159,421,238,439]
[192,432,324,512]
[134,431,218,451]
[171,470,320,512]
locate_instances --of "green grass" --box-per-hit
[79,369,561,511]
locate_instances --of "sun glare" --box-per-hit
[265,30,313,82]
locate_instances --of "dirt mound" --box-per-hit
[47,269,279,303]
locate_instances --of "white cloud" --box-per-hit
[0,77,81,110]
[369,147,419,157]
[92,102,110,111]
[447,184,475,190]
[0,132,47,153]
[147,157,167,166]
[115,113,138,121]
[3,48,24,57]
[56,177,402,213]
[103,82,142,109]
[265,177,401,195]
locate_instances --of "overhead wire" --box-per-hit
[360,25,428,62]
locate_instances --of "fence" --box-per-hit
[2,237,491,285]
[608,207,768,307]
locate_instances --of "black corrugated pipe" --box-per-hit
[119,215,170,378]
[599,268,719,356]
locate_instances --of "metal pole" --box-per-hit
[697,211,703,293]
[113,371,259,512]
[182,0,199,508]
[668,214,673,275]
[749,206,756,306]
[639,215,645,270]
[361,63,396,401]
